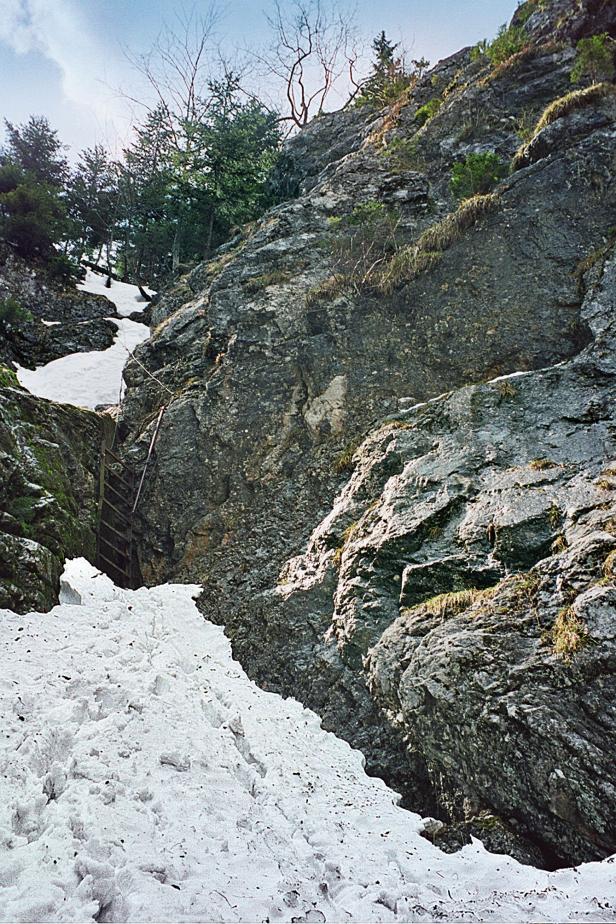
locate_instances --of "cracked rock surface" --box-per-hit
[118,0,616,867]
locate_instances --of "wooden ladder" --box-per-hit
[95,405,165,588]
[96,446,135,588]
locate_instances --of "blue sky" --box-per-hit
[0,0,517,155]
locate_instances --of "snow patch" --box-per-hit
[15,272,153,409]
[15,318,149,409]
[77,270,155,318]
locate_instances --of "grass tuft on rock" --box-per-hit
[305,275,345,306]
[0,364,20,388]
[603,549,616,581]
[471,23,528,68]
[244,269,293,293]
[334,437,362,474]
[495,380,517,398]
[529,458,557,470]
[512,84,616,170]
[373,193,500,294]
[550,606,591,663]
[403,586,498,621]
[414,98,442,127]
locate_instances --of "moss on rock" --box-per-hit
[0,384,104,612]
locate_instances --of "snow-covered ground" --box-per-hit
[15,271,151,409]
[0,560,614,924]
[77,271,155,319]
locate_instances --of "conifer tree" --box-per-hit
[69,145,119,264]
[4,116,68,189]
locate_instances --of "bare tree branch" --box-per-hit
[122,2,221,153]
[248,0,361,131]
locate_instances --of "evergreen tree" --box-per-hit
[115,81,281,281]
[355,32,422,107]
[0,162,67,261]
[69,146,119,263]
[0,116,75,276]
[116,106,176,280]
[372,32,399,81]
[186,77,281,256]
[0,86,281,285]
[4,116,68,189]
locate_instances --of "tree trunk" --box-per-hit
[205,210,215,259]
[172,219,183,274]
[105,237,113,278]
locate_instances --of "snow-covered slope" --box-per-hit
[76,271,155,319]
[15,272,151,409]
[0,561,614,924]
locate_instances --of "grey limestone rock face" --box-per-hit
[279,251,616,867]
[119,0,616,866]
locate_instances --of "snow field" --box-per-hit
[0,560,614,923]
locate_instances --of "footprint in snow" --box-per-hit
[159,751,191,772]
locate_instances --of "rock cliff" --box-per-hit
[0,368,104,612]
[119,0,616,867]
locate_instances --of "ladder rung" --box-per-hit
[98,523,130,558]
[106,468,133,490]
[99,533,130,557]
[102,496,130,518]
[98,552,130,577]
[105,478,126,498]
[104,480,130,503]
[97,552,131,579]
[105,447,124,464]
[100,519,131,542]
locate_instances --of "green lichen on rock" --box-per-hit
[0,364,19,388]
[0,384,103,612]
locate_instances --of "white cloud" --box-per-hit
[0,0,38,54]
[0,0,129,133]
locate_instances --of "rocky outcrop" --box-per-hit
[0,246,118,368]
[0,367,104,612]
[119,0,616,867]
[514,0,616,43]
[280,250,616,867]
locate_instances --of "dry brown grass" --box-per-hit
[365,84,414,150]
[495,380,517,398]
[512,83,616,169]
[373,248,441,294]
[417,193,500,250]
[550,606,590,663]
[373,193,500,293]
[529,458,557,470]
[402,586,498,621]
[603,549,616,580]
[244,269,293,293]
[305,274,345,306]
[481,41,564,85]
